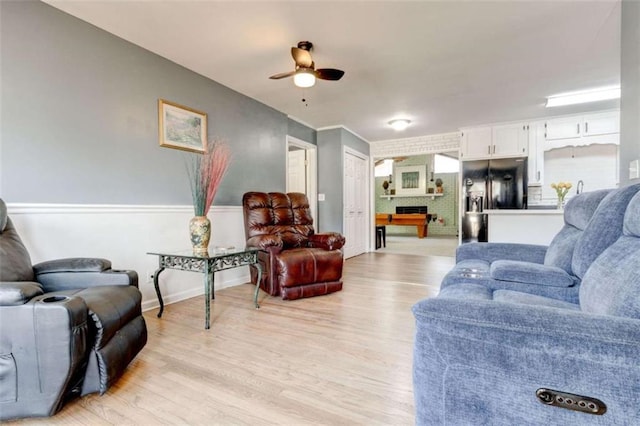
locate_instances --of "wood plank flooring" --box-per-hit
[10,252,454,425]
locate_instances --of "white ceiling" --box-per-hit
[44,0,621,142]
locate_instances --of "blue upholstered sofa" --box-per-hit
[412,186,640,425]
[441,184,640,303]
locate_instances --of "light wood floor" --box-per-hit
[11,252,454,425]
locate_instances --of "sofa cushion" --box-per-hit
[490,260,576,287]
[493,290,580,310]
[572,183,640,279]
[0,218,34,282]
[580,192,640,319]
[543,189,611,273]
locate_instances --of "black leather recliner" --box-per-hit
[0,199,147,420]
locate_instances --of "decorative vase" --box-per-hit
[189,216,211,255]
[557,198,565,210]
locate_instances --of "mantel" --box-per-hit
[380,193,444,200]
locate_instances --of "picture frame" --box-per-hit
[158,99,207,153]
[395,165,426,195]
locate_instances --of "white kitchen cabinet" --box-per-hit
[460,127,492,160]
[493,123,529,157]
[460,123,527,161]
[544,110,619,150]
[545,116,581,140]
[527,121,546,186]
[582,111,619,137]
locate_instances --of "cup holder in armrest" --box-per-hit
[42,296,69,303]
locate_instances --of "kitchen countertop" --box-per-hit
[484,208,563,215]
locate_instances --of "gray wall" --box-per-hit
[317,127,369,233]
[287,118,317,145]
[620,0,640,186]
[0,1,288,205]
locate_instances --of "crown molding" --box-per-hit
[316,125,370,144]
[370,132,461,158]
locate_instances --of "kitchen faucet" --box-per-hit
[576,180,584,194]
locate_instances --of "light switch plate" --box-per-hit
[630,159,640,180]
[318,193,326,201]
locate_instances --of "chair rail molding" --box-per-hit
[6,203,248,312]
[370,132,461,158]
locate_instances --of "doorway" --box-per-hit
[286,136,318,224]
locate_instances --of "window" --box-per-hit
[434,154,459,173]
[375,159,394,177]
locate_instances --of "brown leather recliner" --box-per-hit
[242,192,345,300]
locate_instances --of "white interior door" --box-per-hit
[288,149,306,193]
[286,136,318,225]
[343,148,369,258]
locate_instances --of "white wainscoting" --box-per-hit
[6,203,250,312]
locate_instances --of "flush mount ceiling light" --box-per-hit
[388,119,411,131]
[545,86,620,108]
[293,68,316,88]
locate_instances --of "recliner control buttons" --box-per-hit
[536,388,606,415]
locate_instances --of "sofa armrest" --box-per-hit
[34,258,138,292]
[490,260,578,288]
[34,258,111,274]
[308,232,345,250]
[456,242,548,264]
[0,282,44,306]
[246,234,283,251]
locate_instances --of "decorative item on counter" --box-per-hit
[186,139,232,254]
[435,178,444,194]
[551,181,572,209]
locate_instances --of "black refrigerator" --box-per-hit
[461,158,528,243]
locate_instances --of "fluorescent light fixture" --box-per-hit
[388,118,411,131]
[545,86,620,108]
[293,68,316,88]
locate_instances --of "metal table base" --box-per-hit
[148,248,262,329]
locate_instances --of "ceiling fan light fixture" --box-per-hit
[294,68,316,88]
[545,86,620,107]
[388,118,411,131]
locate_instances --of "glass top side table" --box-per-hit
[147,247,262,329]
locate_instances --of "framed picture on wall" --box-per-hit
[395,165,426,195]
[158,99,207,153]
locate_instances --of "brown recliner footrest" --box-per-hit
[275,247,343,287]
[281,281,343,300]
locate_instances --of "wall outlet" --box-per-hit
[630,159,640,180]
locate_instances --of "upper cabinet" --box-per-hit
[544,111,619,150]
[460,126,492,160]
[492,123,529,157]
[460,123,528,161]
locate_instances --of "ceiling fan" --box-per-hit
[269,41,345,88]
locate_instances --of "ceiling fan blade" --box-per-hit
[315,68,345,81]
[291,47,313,68]
[269,71,295,80]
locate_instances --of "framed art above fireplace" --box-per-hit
[395,165,426,195]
